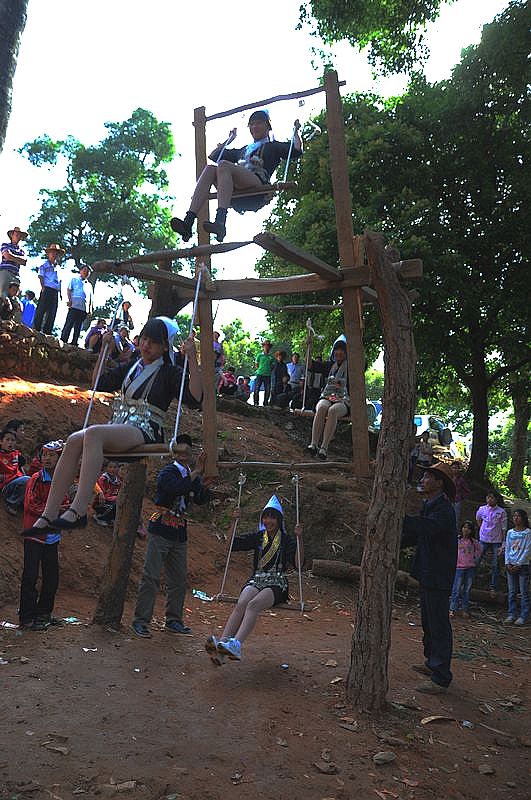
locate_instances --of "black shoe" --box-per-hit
[307,444,318,457]
[170,217,193,241]
[51,510,88,530]
[22,515,54,537]
[165,620,192,635]
[131,621,152,638]
[203,219,226,242]
[31,617,50,631]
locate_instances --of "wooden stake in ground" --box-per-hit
[346,231,417,711]
[93,460,147,627]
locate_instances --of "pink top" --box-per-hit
[476,504,507,543]
[456,538,482,569]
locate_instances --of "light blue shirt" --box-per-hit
[38,259,61,291]
[67,275,92,312]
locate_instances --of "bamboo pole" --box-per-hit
[205,82,346,122]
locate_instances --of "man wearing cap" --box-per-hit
[60,264,93,346]
[33,244,64,335]
[401,462,457,693]
[0,226,27,296]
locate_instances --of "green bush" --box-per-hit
[486,461,530,500]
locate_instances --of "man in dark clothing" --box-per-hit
[402,462,457,693]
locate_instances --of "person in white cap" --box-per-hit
[19,441,68,631]
[22,317,202,538]
[205,495,304,664]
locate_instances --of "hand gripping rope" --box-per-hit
[83,276,134,430]
[216,472,247,600]
[169,265,205,454]
[291,473,304,613]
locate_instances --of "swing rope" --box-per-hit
[169,265,205,452]
[291,473,304,613]
[282,119,301,184]
[216,472,247,599]
[299,317,315,413]
[83,278,133,430]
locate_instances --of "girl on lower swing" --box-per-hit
[206,495,304,665]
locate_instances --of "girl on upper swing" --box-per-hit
[23,317,202,536]
[171,109,302,243]
[206,495,304,664]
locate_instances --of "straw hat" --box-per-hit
[424,462,457,501]
[7,226,28,240]
[45,243,65,255]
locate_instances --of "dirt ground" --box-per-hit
[1,379,529,800]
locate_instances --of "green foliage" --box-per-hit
[19,108,177,280]
[299,0,452,74]
[486,460,530,500]
[365,366,384,400]
[220,318,257,375]
[260,3,530,481]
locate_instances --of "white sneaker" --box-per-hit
[504,615,516,624]
[514,617,526,626]
[218,637,242,661]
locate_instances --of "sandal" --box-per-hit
[22,515,54,537]
[51,509,88,530]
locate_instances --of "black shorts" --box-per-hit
[243,580,289,607]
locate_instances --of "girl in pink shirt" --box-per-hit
[450,521,482,617]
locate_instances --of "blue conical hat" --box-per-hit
[259,495,283,530]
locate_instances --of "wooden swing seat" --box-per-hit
[102,442,170,461]
[208,181,297,201]
[216,593,312,613]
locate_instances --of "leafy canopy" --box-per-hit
[299,0,452,73]
[19,108,177,278]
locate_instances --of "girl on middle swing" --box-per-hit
[206,495,304,665]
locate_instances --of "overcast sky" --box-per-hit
[0,0,507,337]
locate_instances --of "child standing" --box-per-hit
[206,495,303,665]
[476,492,507,596]
[19,441,69,630]
[449,521,481,618]
[504,509,531,626]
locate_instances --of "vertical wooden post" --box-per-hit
[193,106,218,477]
[325,71,369,477]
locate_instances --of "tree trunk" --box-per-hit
[507,378,530,497]
[92,461,146,627]
[346,231,417,712]
[467,348,490,484]
[0,0,28,152]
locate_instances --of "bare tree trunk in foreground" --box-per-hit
[93,461,146,627]
[346,231,417,711]
[0,0,28,152]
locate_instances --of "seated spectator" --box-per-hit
[305,355,328,411]
[234,375,251,402]
[26,442,47,477]
[270,350,289,408]
[111,325,136,365]
[85,318,107,353]
[21,290,37,327]
[112,300,134,331]
[0,280,22,322]
[218,365,238,396]
[0,428,30,515]
[307,340,350,460]
[93,460,122,527]
[287,352,305,391]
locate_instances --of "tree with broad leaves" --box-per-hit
[260,2,529,487]
[298,0,452,74]
[0,0,28,152]
[19,108,178,279]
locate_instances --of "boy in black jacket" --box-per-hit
[401,462,457,693]
[131,435,212,638]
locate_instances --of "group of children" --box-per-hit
[450,493,530,624]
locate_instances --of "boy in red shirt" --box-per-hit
[93,460,122,527]
[0,428,29,515]
[19,441,69,630]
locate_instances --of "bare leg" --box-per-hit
[215,160,263,208]
[61,424,145,518]
[222,585,259,639]
[311,399,331,446]
[189,165,218,214]
[34,430,85,526]
[234,588,275,643]
[321,402,348,449]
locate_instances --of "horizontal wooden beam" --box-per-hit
[92,260,197,291]
[254,232,342,281]
[217,460,355,471]
[205,82,346,122]
[114,241,252,266]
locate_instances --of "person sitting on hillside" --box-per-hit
[112,300,134,331]
[0,428,29,515]
[307,340,350,460]
[85,318,107,353]
[110,325,136,365]
[171,110,302,243]
[218,365,238,396]
[0,280,22,322]
[234,375,250,403]
[270,350,290,409]
[19,441,70,631]
[92,460,122,527]
[22,317,202,537]
[132,435,212,638]
[205,495,303,665]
